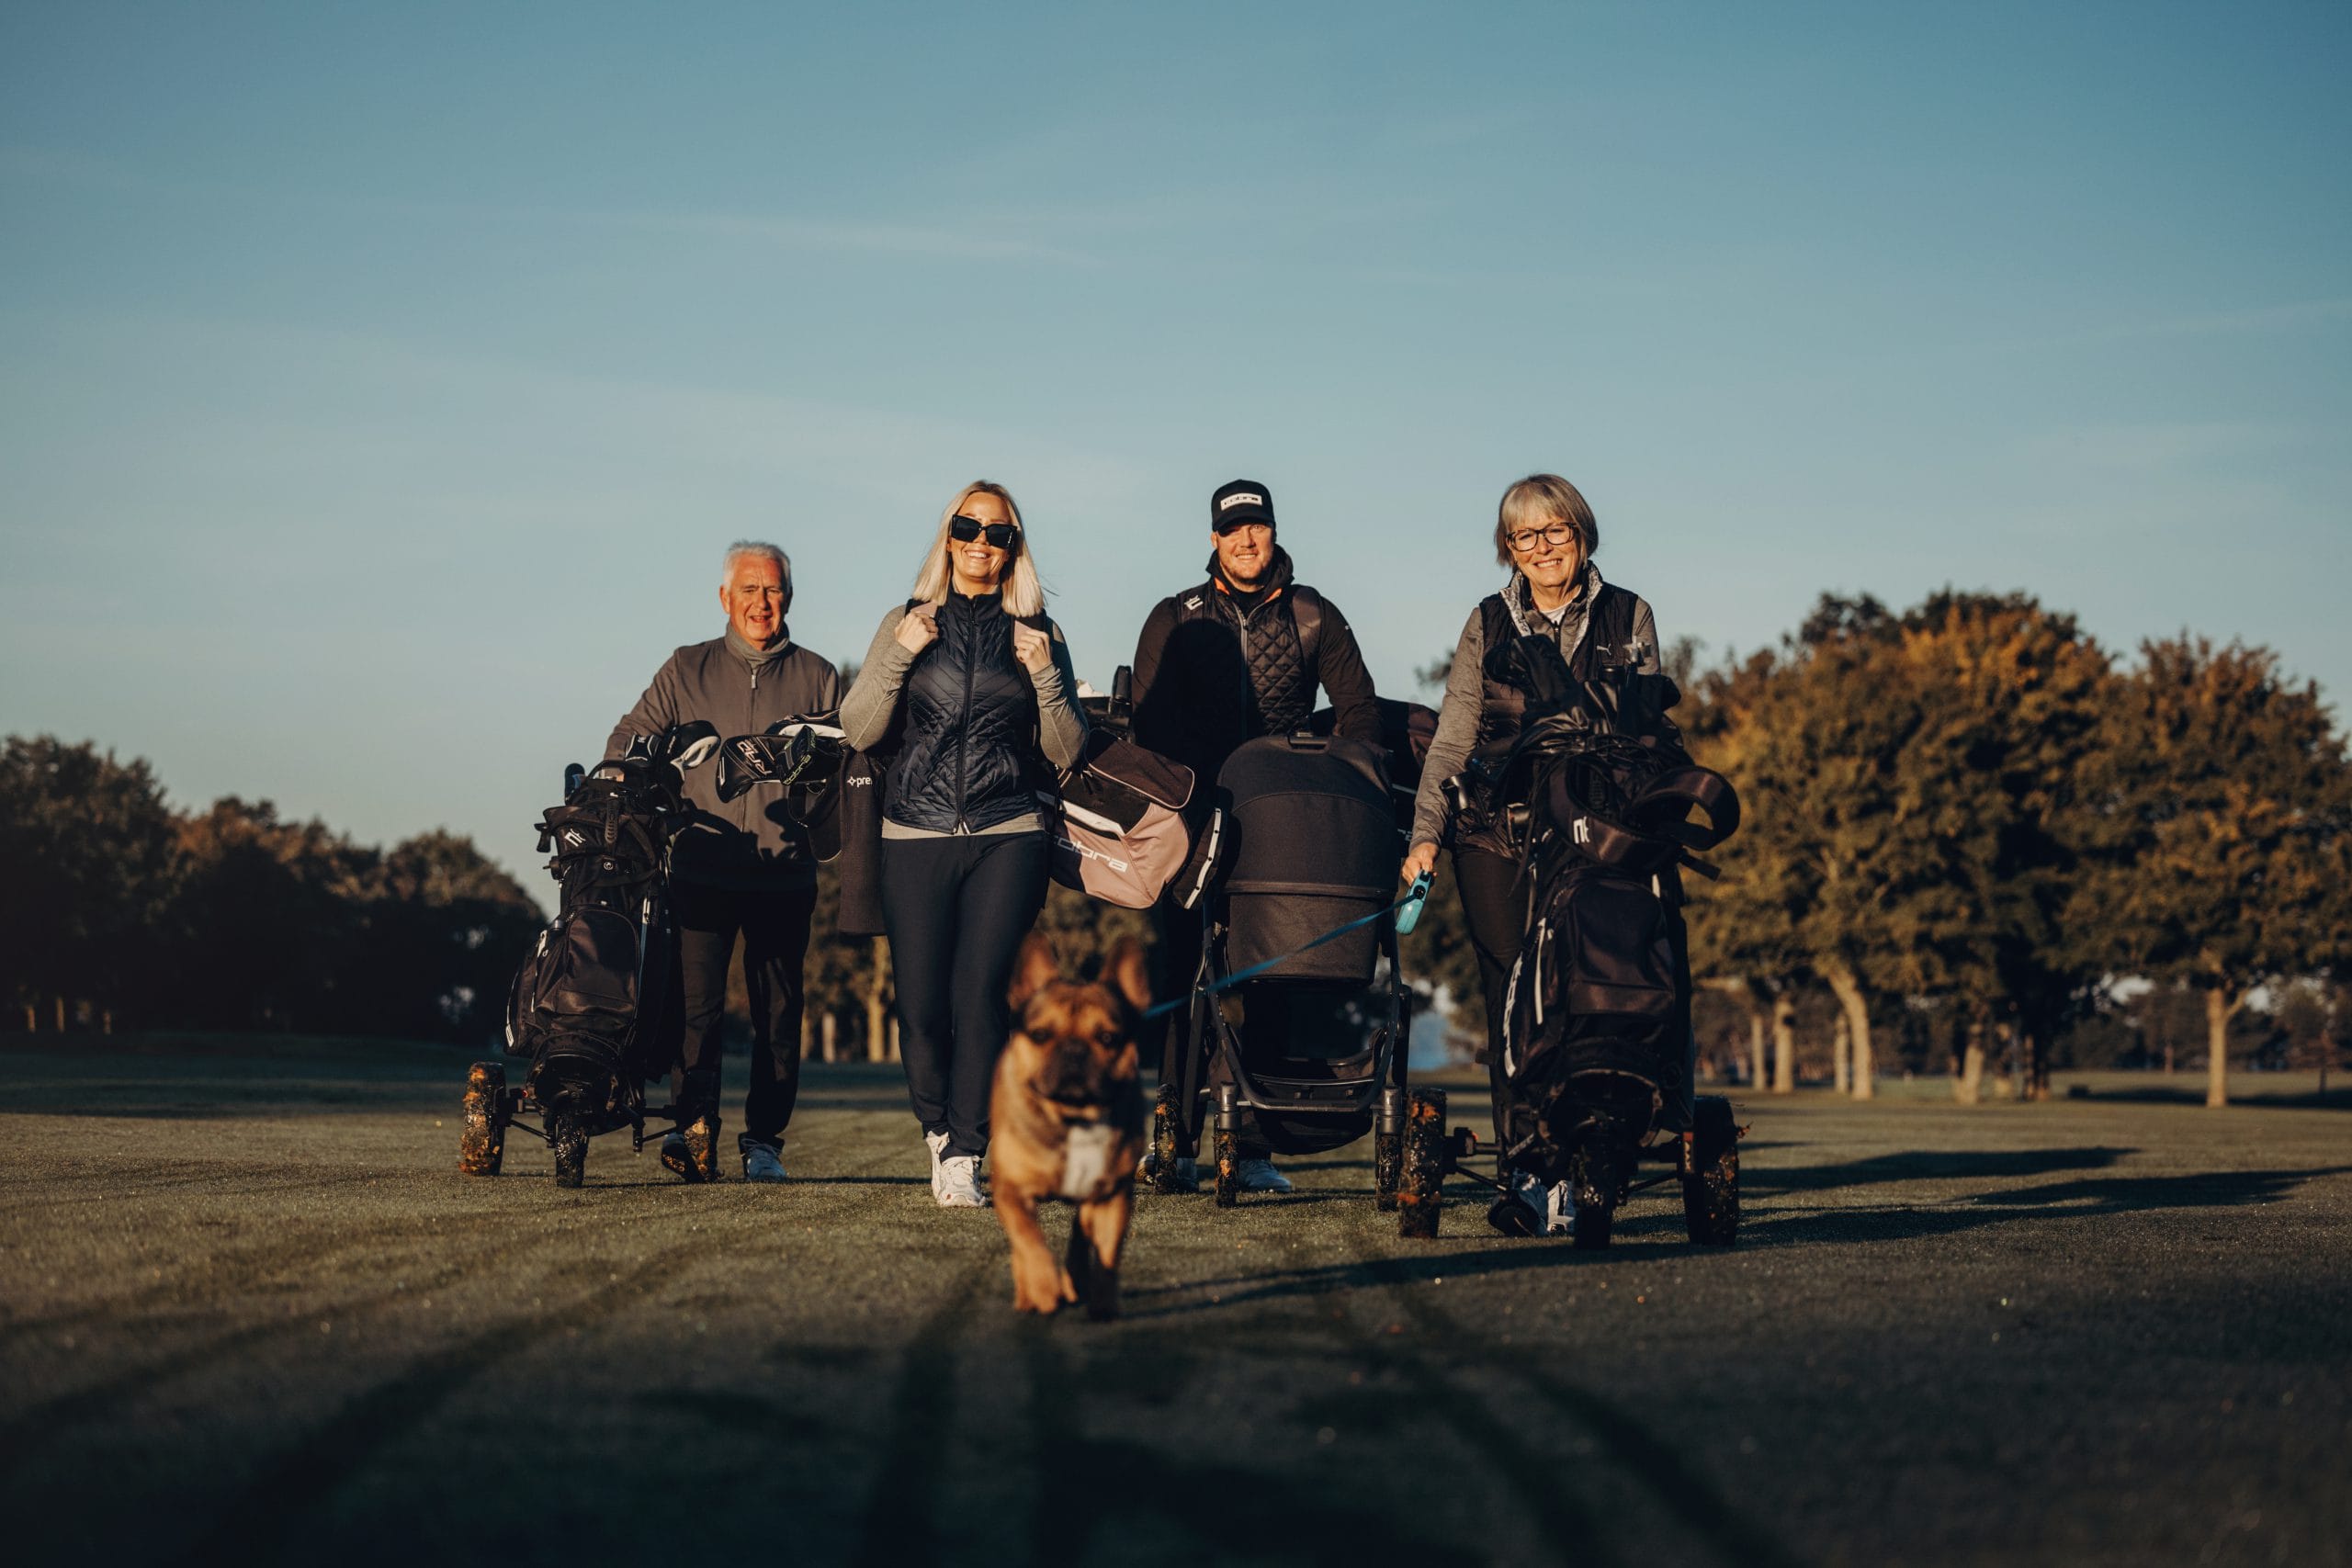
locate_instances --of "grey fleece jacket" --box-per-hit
[607,626,842,886]
[1408,566,1659,852]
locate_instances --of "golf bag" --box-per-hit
[505,725,717,1117]
[1492,641,1739,1185]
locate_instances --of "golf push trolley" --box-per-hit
[458,721,727,1190]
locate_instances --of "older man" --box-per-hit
[608,541,840,1183]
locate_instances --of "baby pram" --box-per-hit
[458,722,719,1189]
[1147,732,1434,1212]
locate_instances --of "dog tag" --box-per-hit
[1060,1122,1115,1199]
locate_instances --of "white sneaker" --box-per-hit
[1234,1157,1294,1194]
[936,1154,989,1208]
[1544,1179,1576,1237]
[924,1129,949,1201]
[741,1138,786,1184]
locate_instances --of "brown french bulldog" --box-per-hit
[989,934,1152,1319]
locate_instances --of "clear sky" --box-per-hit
[4,1,2347,897]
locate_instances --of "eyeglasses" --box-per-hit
[949,515,1020,548]
[1505,522,1580,553]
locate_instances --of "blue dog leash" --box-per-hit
[1140,871,1433,1021]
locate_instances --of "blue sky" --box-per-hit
[4,2,2347,897]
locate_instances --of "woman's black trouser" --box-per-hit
[672,878,819,1147]
[1451,847,1529,1148]
[881,831,1052,1158]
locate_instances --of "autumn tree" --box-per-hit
[2083,638,2352,1106]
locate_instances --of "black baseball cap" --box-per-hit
[1210,479,1275,532]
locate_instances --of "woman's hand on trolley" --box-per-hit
[1400,840,1439,886]
[1012,621,1053,676]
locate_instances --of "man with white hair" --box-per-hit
[607,541,840,1183]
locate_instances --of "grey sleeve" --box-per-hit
[1632,597,1662,676]
[1032,621,1090,771]
[1408,608,1487,850]
[606,653,683,761]
[839,609,918,750]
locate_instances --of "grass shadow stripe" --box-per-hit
[167,1241,701,1568]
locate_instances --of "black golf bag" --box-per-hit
[504,725,717,1130]
[1490,639,1739,1212]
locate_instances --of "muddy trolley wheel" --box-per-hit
[1397,1088,1446,1239]
[1679,1095,1739,1247]
[1212,1125,1240,1208]
[1570,1141,1617,1250]
[458,1062,508,1177]
[549,1110,589,1190]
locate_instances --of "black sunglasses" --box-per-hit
[949,514,1020,548]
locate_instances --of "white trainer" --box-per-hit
[936,1154,989,1208]
[1234,1157,1294,1194]
[924,1129,949,1201]
[1544,1179,1576,1237]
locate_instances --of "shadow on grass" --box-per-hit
[1747,1164,2352,1246]
[1747,1145,2134,1195]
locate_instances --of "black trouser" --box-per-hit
[881,832,1051,1158]
[671,879,818,1147]
[1452,847,1529,1145]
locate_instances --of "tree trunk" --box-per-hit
[1832,1011,1851,1095]
[1747,1010,1768,1090]
[55,995,67,1032]
[1770,991,1796,1094]
[23,1001,34,1032]
[2205,985,2237,1109]
[1956,1009,1985,1106]
[865,937,893,1065]
[2024,1027,2049,1101]
[1822,963,1875,1100]
[820,1011,839,1065]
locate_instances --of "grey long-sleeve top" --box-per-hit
[1408,572,1659,852]
[840,601,1089,838]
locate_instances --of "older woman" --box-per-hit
[1400,473,1660,1235]
[840,480,1088,1208]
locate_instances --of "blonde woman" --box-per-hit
[1401,474,1660,1235]
[839,481,1088,1207]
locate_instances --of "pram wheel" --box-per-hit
[458,1062,508,1177]
[1679,1096,1739,1247]
[549,1110,588,1189]
[1374,1127,1402,1212]
[1397,1088,1446,1239]
[1212,1126,1240,1208]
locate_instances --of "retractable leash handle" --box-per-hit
[1395,871,1433,935]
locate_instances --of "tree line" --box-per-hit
[0,737,544,1042]
[1670,592,2350,1107]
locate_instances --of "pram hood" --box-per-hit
[1216,735,1397,983]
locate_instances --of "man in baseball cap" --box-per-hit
[1128,479,1382,1194]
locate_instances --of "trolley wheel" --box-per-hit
[672,1067,721,1183]
[550,1110,588,1190]
[1397,1088,1446,1239]
[1373,1127,1403,1212]
[1148,1082,1189,1194]
[1213,1126,1239,1208]
[1570,1140,1617,1250]
[1680,1095,1739,1247]
[458,1061,507,1176]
